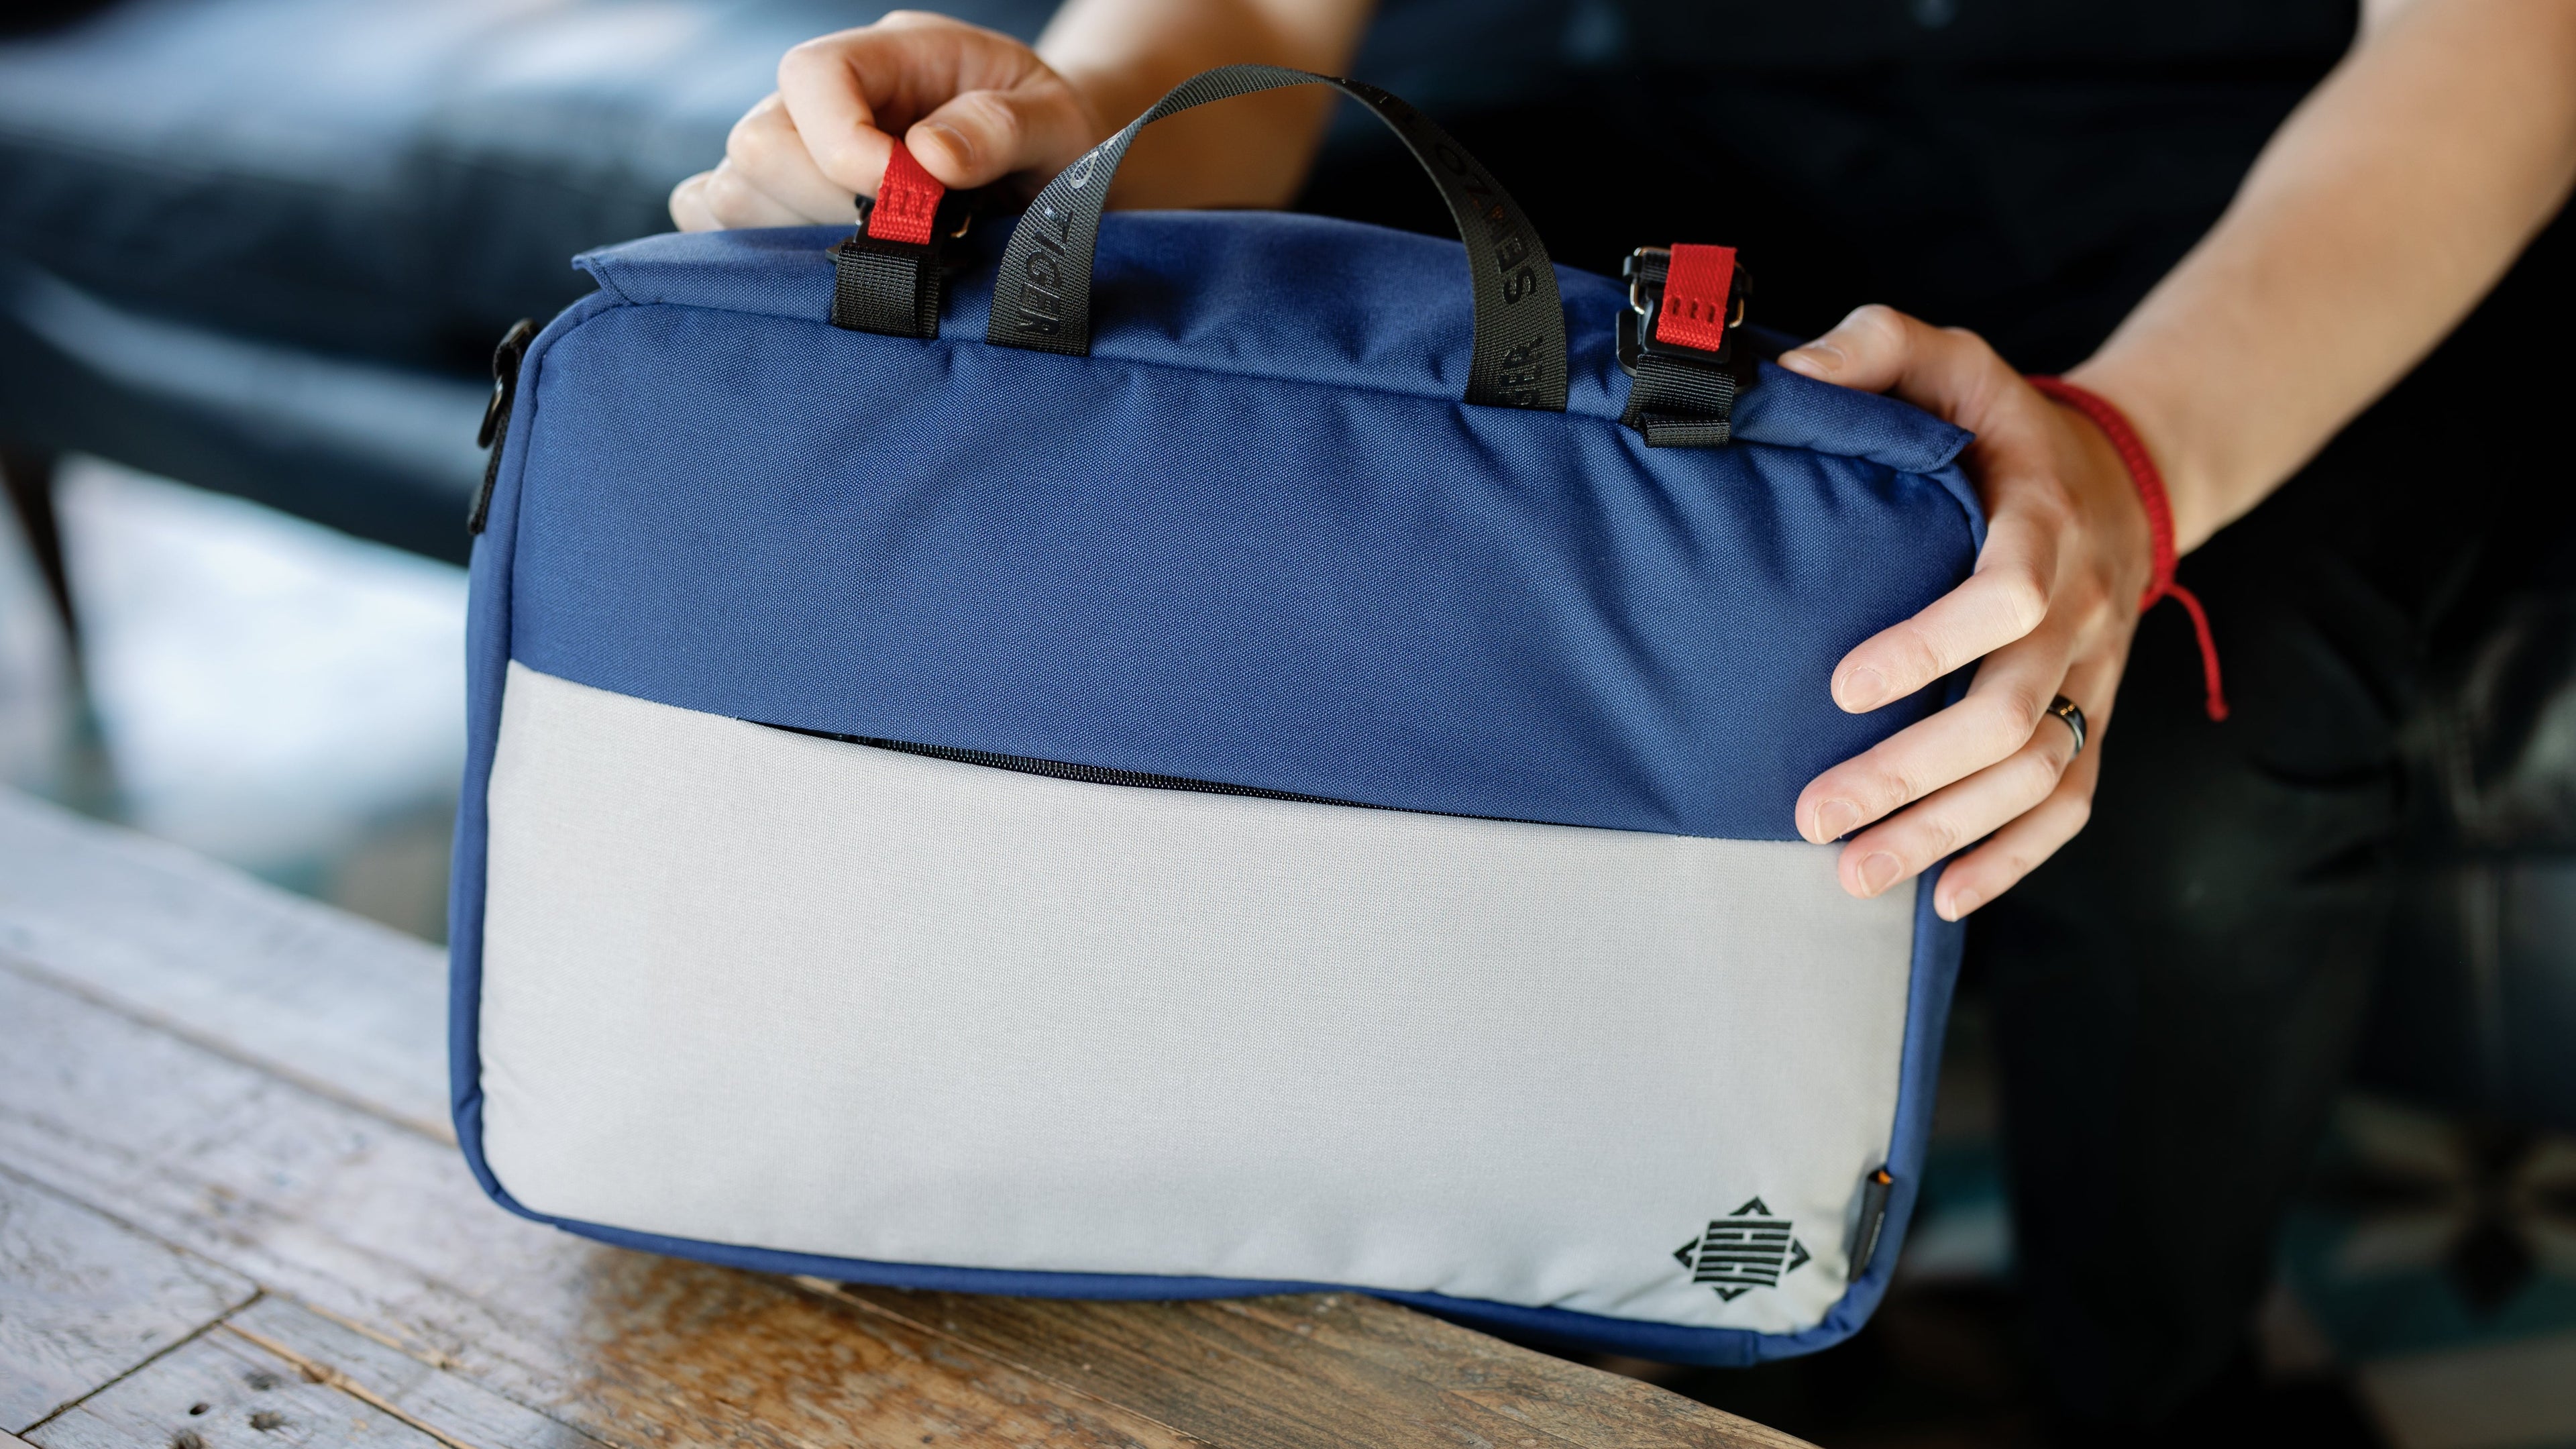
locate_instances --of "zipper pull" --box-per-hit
[469,317,538,536]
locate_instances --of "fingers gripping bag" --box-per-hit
[450,66,1982,1364]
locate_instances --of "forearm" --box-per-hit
[1038,0,1375,208]
[2072,0,2576,552]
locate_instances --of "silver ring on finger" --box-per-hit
[2046,695,2087,759]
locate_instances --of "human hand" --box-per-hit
[669,11,1106,231]
[1779,307,2155,920]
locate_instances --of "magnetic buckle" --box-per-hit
[1617,246,1749,376]
[852,189,978,249]
[835,190,976,270]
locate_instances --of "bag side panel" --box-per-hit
[447,290,620,1182]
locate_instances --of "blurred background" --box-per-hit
[3,1,2572,1445]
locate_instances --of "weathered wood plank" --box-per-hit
[0,965,1198,1449]
[0,791,449,1138]
[0,1163,258,1433]
[833,1287,1811,1449]
[24,1319,449,1449]
[1220,1295,1813,1449]
[219,1297,603,1449]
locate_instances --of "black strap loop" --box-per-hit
[1621,354,1742,447]
[985,66,1566,412]
[831,186,976,339]
[832,230,943,339]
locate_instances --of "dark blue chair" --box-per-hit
[0,0,1055,573]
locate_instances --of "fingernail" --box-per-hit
[1835,666,1887,712]
[1938,888,1982,921]
[1811,799,1861,842]
[913,121,970,169]
[1856,852,1903,896]
[1780,343,1841,378]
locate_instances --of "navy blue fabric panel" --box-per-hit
[509,220,1981,840]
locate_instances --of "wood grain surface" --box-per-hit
[0,789,1811,1448]
[217,1296,605,1449]
[28,1319,450,1449]
[0,1168,255,1431]
[0,790,449,1137]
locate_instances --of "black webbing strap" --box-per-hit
[1622,355,1741,447]
[831,221,943,337]
[986,65,1566,411]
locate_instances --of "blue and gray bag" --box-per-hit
[450,67,1983,1364]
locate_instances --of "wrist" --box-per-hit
[1040,58,1142,149]
[2057,398,2158,610]
[2061,358,2222,555]
[1040,21,1228,151]
[2029,370,2233,720]
[2025,378,2157,608]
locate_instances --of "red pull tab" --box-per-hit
[866,142,945,246]
[1654,244,1737,352]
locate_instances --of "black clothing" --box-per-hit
[1313,3,2354,366]
[1307,11,2569,1428]
[1984,215,2575,1424]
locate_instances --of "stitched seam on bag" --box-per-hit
[584,266,637,308]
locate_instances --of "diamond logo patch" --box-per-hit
[1674,1198,1811,1301]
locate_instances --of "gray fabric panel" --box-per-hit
[478,663,1917,1332]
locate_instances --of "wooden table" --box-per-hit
[0,790,1807,1449]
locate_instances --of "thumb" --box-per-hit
[1778,304,1919,395]
[905,85,1099,191]
[775,17,1099,199]
[1779,303,2015,425]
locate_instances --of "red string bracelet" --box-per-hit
[2025,375,2229,722]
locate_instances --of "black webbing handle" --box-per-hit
[985,66,1568,411]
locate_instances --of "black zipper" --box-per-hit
[760,723,1397,813]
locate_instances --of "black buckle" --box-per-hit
[1617,246,1750,377]
[1617,246,1756,448]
